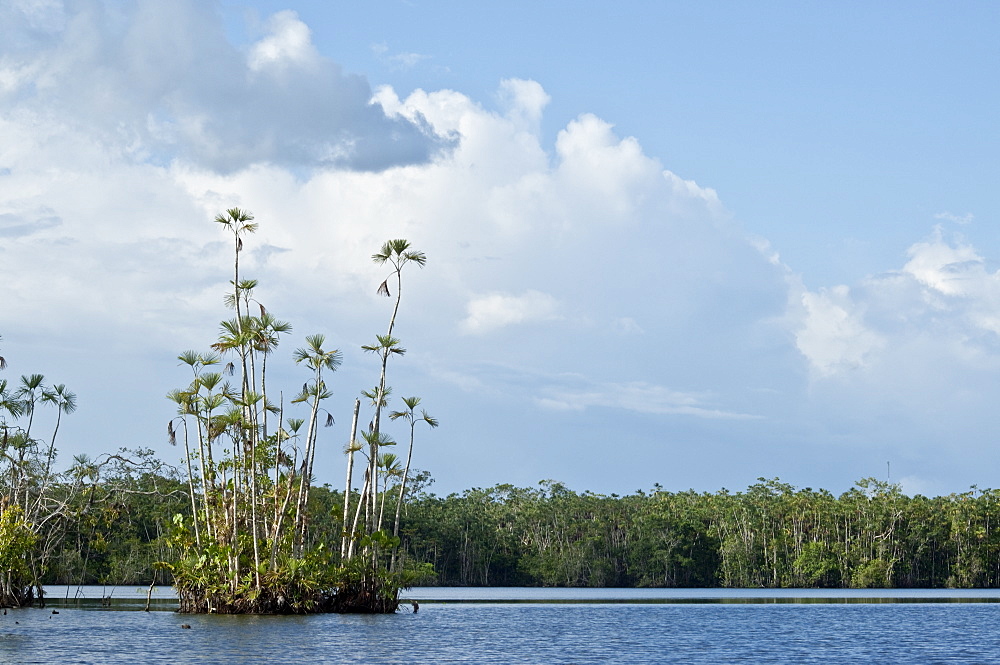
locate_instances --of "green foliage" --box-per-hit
[793,542,841,587]
[386,477,1000,590]
[22,471,1000,593]
[159,514,344,614]
[162,214,424,613]
[0,504,36,606]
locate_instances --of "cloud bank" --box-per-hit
[0,2,446,172]
[3,1,1000,496]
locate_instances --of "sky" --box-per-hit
[3,0,1000,498]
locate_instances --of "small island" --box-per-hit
[2,210,436,614]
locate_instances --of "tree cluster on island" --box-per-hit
[1,209,437,614]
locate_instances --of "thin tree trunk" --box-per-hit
[293,368,321,554]
[342,399,360,559]
[393,422,416,540]
[180,418,202,547]
[348,469,371,560]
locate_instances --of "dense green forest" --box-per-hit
[19,472,1000,590]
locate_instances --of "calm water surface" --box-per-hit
[4,588,1000,664]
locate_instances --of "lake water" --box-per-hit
[5,587,1000,663]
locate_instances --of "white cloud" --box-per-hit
[498,78,550,135]
[0,1,443,172]
[25,2,1000,497]
[537,380,760,420]
[794,285,885,377]
[900,227,985,297]
[897,475,947,498]
[934,211,973,226]
[371,42,432,71]
[789,227,1000,379]
[460,290,560,334]
[247,11,318,72]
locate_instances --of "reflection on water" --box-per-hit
[403,586,1000,604]
[41,585,178,611]
[39,585,1000,610]
[5,598,1000,664]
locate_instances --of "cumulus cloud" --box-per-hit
[795,285,885,376]
[0,27,785,490]
[900,228,991,298]
[25,2,1000,495]
[0,1,446,172]
[247,10,318,72]
[793,228,1000,381]
[460,290,561,334]
[498,78,550,135]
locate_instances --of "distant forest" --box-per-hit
[36,470,1000,590]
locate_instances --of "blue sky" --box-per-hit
[3,0,1000,497]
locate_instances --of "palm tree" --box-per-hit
[33,384,76,519]
[347,429,394,559]
[15,374,45,439]
[167,388,202,547]
[268,416,303,567]
[291,334,342,551]
[388,396,438,541]
[368,239,425,434]
[176,352,221,540]
[0,378,24,436]
[248,312,292,438]
[39,384,76,477]
[361,335,406,523]
[214,208,257,323]
[376,452,403,531]
[354,239,426,545]
[372,239,427,340]
[11,374,45,509]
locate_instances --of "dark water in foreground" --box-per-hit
[4,588,1000,664]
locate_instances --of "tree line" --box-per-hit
[393,477,1000,589]
[10,472,1000,591]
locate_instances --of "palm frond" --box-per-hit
[421,410,439,428]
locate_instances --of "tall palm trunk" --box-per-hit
[341,399,360,559]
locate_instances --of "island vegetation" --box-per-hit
[1,209,435,613]
[159,209,434,613]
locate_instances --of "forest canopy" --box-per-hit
[8,471,1000,592]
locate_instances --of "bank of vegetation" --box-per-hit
[8,467,1000,593]
[397,477,1000,589]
